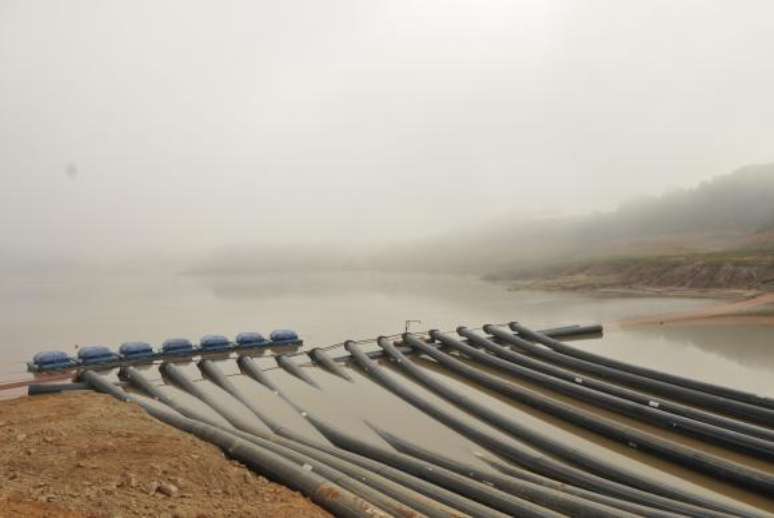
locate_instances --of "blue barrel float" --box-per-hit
[78,345,120,365]
[29,351,78,372]
[28,328,303,372]
[119,341,156,361]
[161,338,195,356]
[199,334,234,353]
[270,329,302,346]
[235,332,270,348]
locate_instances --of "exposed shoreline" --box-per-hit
[497,267,774,327]
[0,392,330,518]
[490,250,774,300]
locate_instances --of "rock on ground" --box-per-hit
[0,392,331,517]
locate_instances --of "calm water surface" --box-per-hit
[4,271,773,510]
[2,270,771,395]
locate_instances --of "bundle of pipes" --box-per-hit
[76,321,774,517]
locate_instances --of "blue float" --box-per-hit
[270,329,302,346]
[29,351,78,371]
[28,327,303,373]
[235,332,270,348]
[161,338,195,356]
[119,341,156,360]
[200,334,234,352]
[78,345,120,365]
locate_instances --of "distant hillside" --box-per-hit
[190,163,774,290]
[372,163,774,287]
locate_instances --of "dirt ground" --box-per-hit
[0,392,331,518]
[620,292,774,327]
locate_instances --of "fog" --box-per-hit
[2,1,774,273]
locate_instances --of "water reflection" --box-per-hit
[626,324,774,371]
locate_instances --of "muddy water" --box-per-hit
[4,271,772,394]
[402,355,774,512]
[3,271,774,510]
[116,352,774,512]
[0,271,720,379]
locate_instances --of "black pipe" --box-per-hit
[159,362,269,436]
[197,359,285,433]
[303,412,550,518]
[367,423,658,518]
[85,370,438,517]
[471,451,683,518]
[345,340,744,518]
[181,359,537,516]
[173,357,498,517]
[388,335,774,511]
[236,355,282,391]
[237,355,307,415]
[226,426,423,517]
[419,332,774,501]
[232,427,462,518]
[536,323,603,339]
[119,366,233,429]
[492,325,774,426]
[324,322,603,364]
[82,373,393,518]
[473,327,774,444]
[309,347,354,381]
[447,328,774,458]
[269,425,486,518]
[478,455,680,518]
[129,364,465,517]
[78,370,132,401]
[510,321,774,412]
[28,382,89,395]
[276,354,321,389]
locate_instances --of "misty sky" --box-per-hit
[1,1,773,266]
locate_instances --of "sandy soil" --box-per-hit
[620,292,774,327]
[0,392,331,518]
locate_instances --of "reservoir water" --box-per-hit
[2,270,771,396]
[3,270,773,511]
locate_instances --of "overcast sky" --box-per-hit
[1,0,773,266]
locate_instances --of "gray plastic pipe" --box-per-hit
[473,326,774,443]
[376,430,682,518]
[503,322,774,426]
[28,382,89,395]
[126,364,463,517]
[197,359,285,432]
[309,347,354,381]
[510,321,774,411]
[346,340,739,518]
[166,358,510,517]
[80,371,391,518]
[399,334,772,510]
[366,423,655,518]
[196,358,467,517]
[434,329,774,463]
[159,362,269,436]
[276,354,321,389]
[302,412,549,518]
